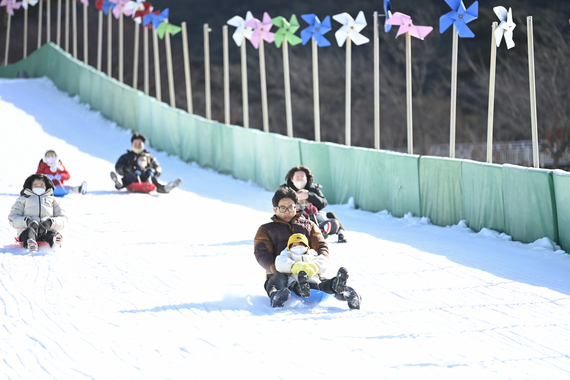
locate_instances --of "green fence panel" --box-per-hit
[299,141,334,202]
[232,127,257,183]
[326,144,361,205]
[179,111,199,163]
[272,135,302,190]
[553,170,570,252]
[208,121,234,175]
[253,131,278,191]
[352,148,387,212]
[419,156,463,226]
[461,160,506,233]
[384,151,421,217]
[502,165,558,244]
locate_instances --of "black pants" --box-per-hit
[122,172,167,193]
[326,212,345,231]
[264,273,342,298]
[19,228,57,248]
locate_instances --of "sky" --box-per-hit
[1,77,570,379]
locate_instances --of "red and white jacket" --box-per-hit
[36,160,71,187]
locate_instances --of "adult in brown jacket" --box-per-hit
[254,186,361,309]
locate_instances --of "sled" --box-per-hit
[126,182,157,193]
[53,187,73,197]
[289,289,333,306]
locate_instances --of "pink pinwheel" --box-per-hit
[0,0,22,15]
[109,0,133,19]
[244,12,274,49]
[386,12,433,40]
[76,0,89,5]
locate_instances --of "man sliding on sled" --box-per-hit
[253,186,361,309]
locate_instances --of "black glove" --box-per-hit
[26,218,39,231]
[39,218,53,235]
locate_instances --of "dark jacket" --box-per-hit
[254,212,329,277]
[115,150,162,178]
[284,179,328,210]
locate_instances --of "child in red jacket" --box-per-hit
[36,150,87,195]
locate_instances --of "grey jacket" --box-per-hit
[8,189,68,235]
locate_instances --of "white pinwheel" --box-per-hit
[333,11,370,47]
[20,0,37,9]
[494,6,515,49]
[227,11,254,47]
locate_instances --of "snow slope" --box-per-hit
[1,78,570,379]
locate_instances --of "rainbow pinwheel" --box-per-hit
[20,0,37,10]
[0,0,21,15]
[227,11,254,47]
[494,6,515,49]
[271,14,302,48]
[440,0,478,38]
[156,20,181,39]
[143,8,168,30]
[109,0,133,19]
[132,1,153,24]
[383,0,393,32]
[386,12,433,40]
[333,11,370,47]
[244,12,274,49]
[300,14,331,47]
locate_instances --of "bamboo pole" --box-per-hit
[107,11,112,77]
[57,0,61,46]
[181,22,193,113]
[144,26,149,95]
[283,39,293,137]
[204,23,211,119]
[223,25,230,124]
[24,8,28,58]
[165,29,176,107]
[133,23,140,89]
[241,36,249,128]
[373,11,380,149]
[72,0,77,59]
[344,37,351,146]
[406,32,413,154]
[119,13,123,83]
[311,37,321,141]
[3,14,11,66]
[527,16,539,168]
[449,26,458,158]
[83,4,88,64]
[37,0,43,49]
[65,0,69,52]
[97,10,102,71]
[152,28,161,101]
[47,0,51,43]
[487,22,498,164]
[260,39,269,132]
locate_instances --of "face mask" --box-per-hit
[32,187,45,195]
[290,246,308,255]
[138,160,147,169]
[45,157,57,165]
[293,180,307,189]
[133,148,144,154]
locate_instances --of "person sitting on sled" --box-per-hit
[296,189,341,240]
[110,133,181,193]
[35,149,87,195]
[253,185,361,309]
[8,174,68,252]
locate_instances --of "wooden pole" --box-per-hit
[260,39,269,132]
[152,27,161,101]
[449,25,458,158]
[144,26,149,96]
[97,11,103,71]
[373,11,380,149]
[165,29,176,107]
[345,37,351,146]
[527,16,539,168]
[133,22,140,89]
[311,37,320,142]
[283,39,293,137]
[83,4,88,64]
[3,14,11,66]
[47,0,51,43]
[57,0,61,46]
[24,8,28,58]
[406,32,413,155]
[203,23,211,119]
[107,11,112,77]
[487,22,498,164]
[65,0,69,52]
[37,0,43,49]
[119,13,123,83]
[181,22,193,113]
[223,25,230,123]
[241,36,249,128]
[72,0,77,59]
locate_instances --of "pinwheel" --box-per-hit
[77,0,88,5]
[387,12,433,154]
[98,0,114,15]
[383,0,393,33]
[1,0,21,15]
[129,0,151,23]
[440,0,478,158]
[301,14,331,141]
[333,11,370,146]
[132,2,154,93]
[143,8,168,30]
[244,12,275,132]
[272,14,302,137]
[109,0,133,19]
[1,0,21,66]
[20,0,37,9]
[156,20,181,39]
[227,11,254,128]
[494,6,515,49]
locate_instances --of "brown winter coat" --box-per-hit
[254,212,328,278]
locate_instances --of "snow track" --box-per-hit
[1,78,570,379]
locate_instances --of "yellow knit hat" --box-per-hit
[287,233,309,250]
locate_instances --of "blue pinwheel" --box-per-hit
[143,8,168,29]
[101,0,115,15]
[440,0,478,38]
[300,14,331,47]
[383,0,393,33]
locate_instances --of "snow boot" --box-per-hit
[164,178,182,193]
[343,286,361,310]
[332,267,349,294]
[297,271,311,298]
[270,288,291,307]
[337,229,347,243]
[54,233,63,248]
[27,239,38,252]
[110,172,123,189]
[73,181,88,195]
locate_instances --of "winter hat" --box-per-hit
[21,174,55,195]
[287,233,309,251]
[42,150,58,163]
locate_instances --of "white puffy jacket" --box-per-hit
[8,188,68,235]
[275,247,329,286]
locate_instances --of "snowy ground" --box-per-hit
[1,77,570,379]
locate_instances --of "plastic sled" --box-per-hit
[11,237,50,250]
[289,289,332,306]
[126,182,157,193]
[53,187,72,197]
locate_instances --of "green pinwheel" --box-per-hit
[271,14,302,48]
[156,20,181,39]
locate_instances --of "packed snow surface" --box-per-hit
[1,78,570,379]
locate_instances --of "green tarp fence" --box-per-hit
[1,43,568,253]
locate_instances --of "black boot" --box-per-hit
[296,271,311,298]
[331,267,349,294]
[343,286,361,310]
[270,288,291,307]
